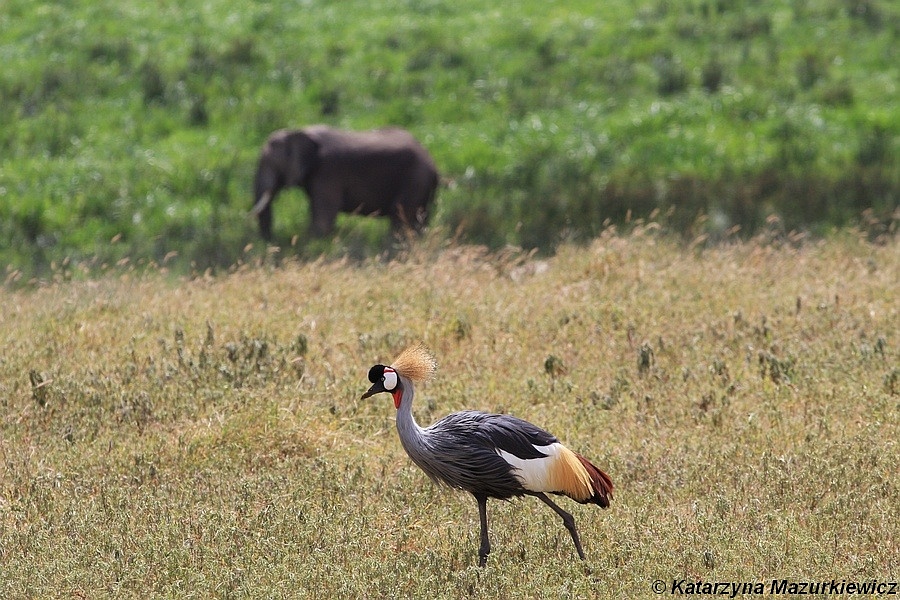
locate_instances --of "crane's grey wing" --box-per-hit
[466,412,559,459]
[411,411,558,498]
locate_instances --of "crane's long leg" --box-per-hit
[475,494,491,567]
[531,492,586,560]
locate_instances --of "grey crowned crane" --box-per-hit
[361,342,613,567]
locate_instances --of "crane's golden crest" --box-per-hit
[390,341,437,383]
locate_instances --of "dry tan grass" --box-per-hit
[1,230,897,597]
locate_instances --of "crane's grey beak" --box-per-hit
[361,381,385,400]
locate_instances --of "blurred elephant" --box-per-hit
[251,125,439,242]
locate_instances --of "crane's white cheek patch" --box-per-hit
[382,369,398,391]
[497,444,562,492]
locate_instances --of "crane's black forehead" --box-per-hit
[367,364,386,383]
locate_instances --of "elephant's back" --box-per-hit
[307,125,421,151]
[314,127,435,171]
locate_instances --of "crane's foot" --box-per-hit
[477,535,491,567]
[563,517,587,561]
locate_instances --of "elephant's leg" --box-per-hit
[389,207,416,238]
[411,204,429,232]
[258,205,274,242]
[391,198,428,236]
[389,209,407,233]
[311,212,338,237]
[307,184,341,237]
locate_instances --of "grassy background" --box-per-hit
[1,0,898,282]
[1,231,897,597]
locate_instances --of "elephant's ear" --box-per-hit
[286,131,320,185]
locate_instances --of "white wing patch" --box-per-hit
[498,442,593,499]
[497,443,564,492]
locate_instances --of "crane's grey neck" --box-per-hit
[395,375,426,454]
[391,374,475,490]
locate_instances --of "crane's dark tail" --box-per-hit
[575,453,614,508]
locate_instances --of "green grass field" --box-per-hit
[1,0,898,281]
[1,231,896,597]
